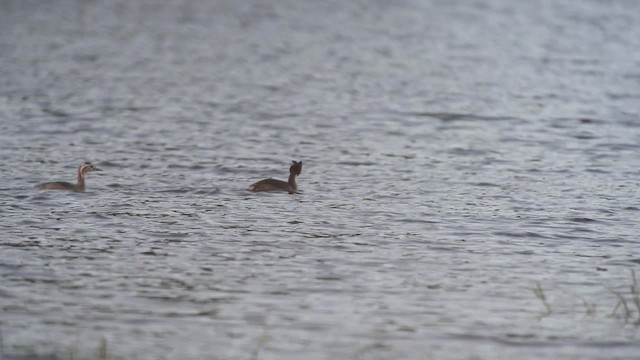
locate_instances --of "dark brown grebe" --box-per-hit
[249,161,302,194]
[35,161,101,192]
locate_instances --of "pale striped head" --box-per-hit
[78,161,101,176]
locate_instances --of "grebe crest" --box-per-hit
[249,160,302,194]
[35,161,102,192]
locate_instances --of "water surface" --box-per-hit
[1,0,640,359]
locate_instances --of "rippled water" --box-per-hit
[1,0,640,359]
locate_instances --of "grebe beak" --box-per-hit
[94,167,103,172]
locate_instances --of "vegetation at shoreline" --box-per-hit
[532,269,640,326]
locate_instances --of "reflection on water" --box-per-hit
[1,0,639,359]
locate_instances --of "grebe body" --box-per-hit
[249,161,302,194]
[36,161,101,192]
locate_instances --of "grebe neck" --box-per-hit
[75,163,93,191]
[288,172,297,192]
[77,164,86,191]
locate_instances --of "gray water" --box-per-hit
[1,0,640,359]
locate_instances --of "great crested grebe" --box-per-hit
[248,161,302,194]
[35,161,101,192]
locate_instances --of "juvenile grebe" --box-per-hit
[35,161,101,192]
[248,161,302,194]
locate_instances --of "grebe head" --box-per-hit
[80,161,102,173]
[79,161,101,175]
[290,161,302,176]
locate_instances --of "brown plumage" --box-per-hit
[249,161,302,194]
[35,161,101,192]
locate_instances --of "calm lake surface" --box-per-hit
[1,0,639,359]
